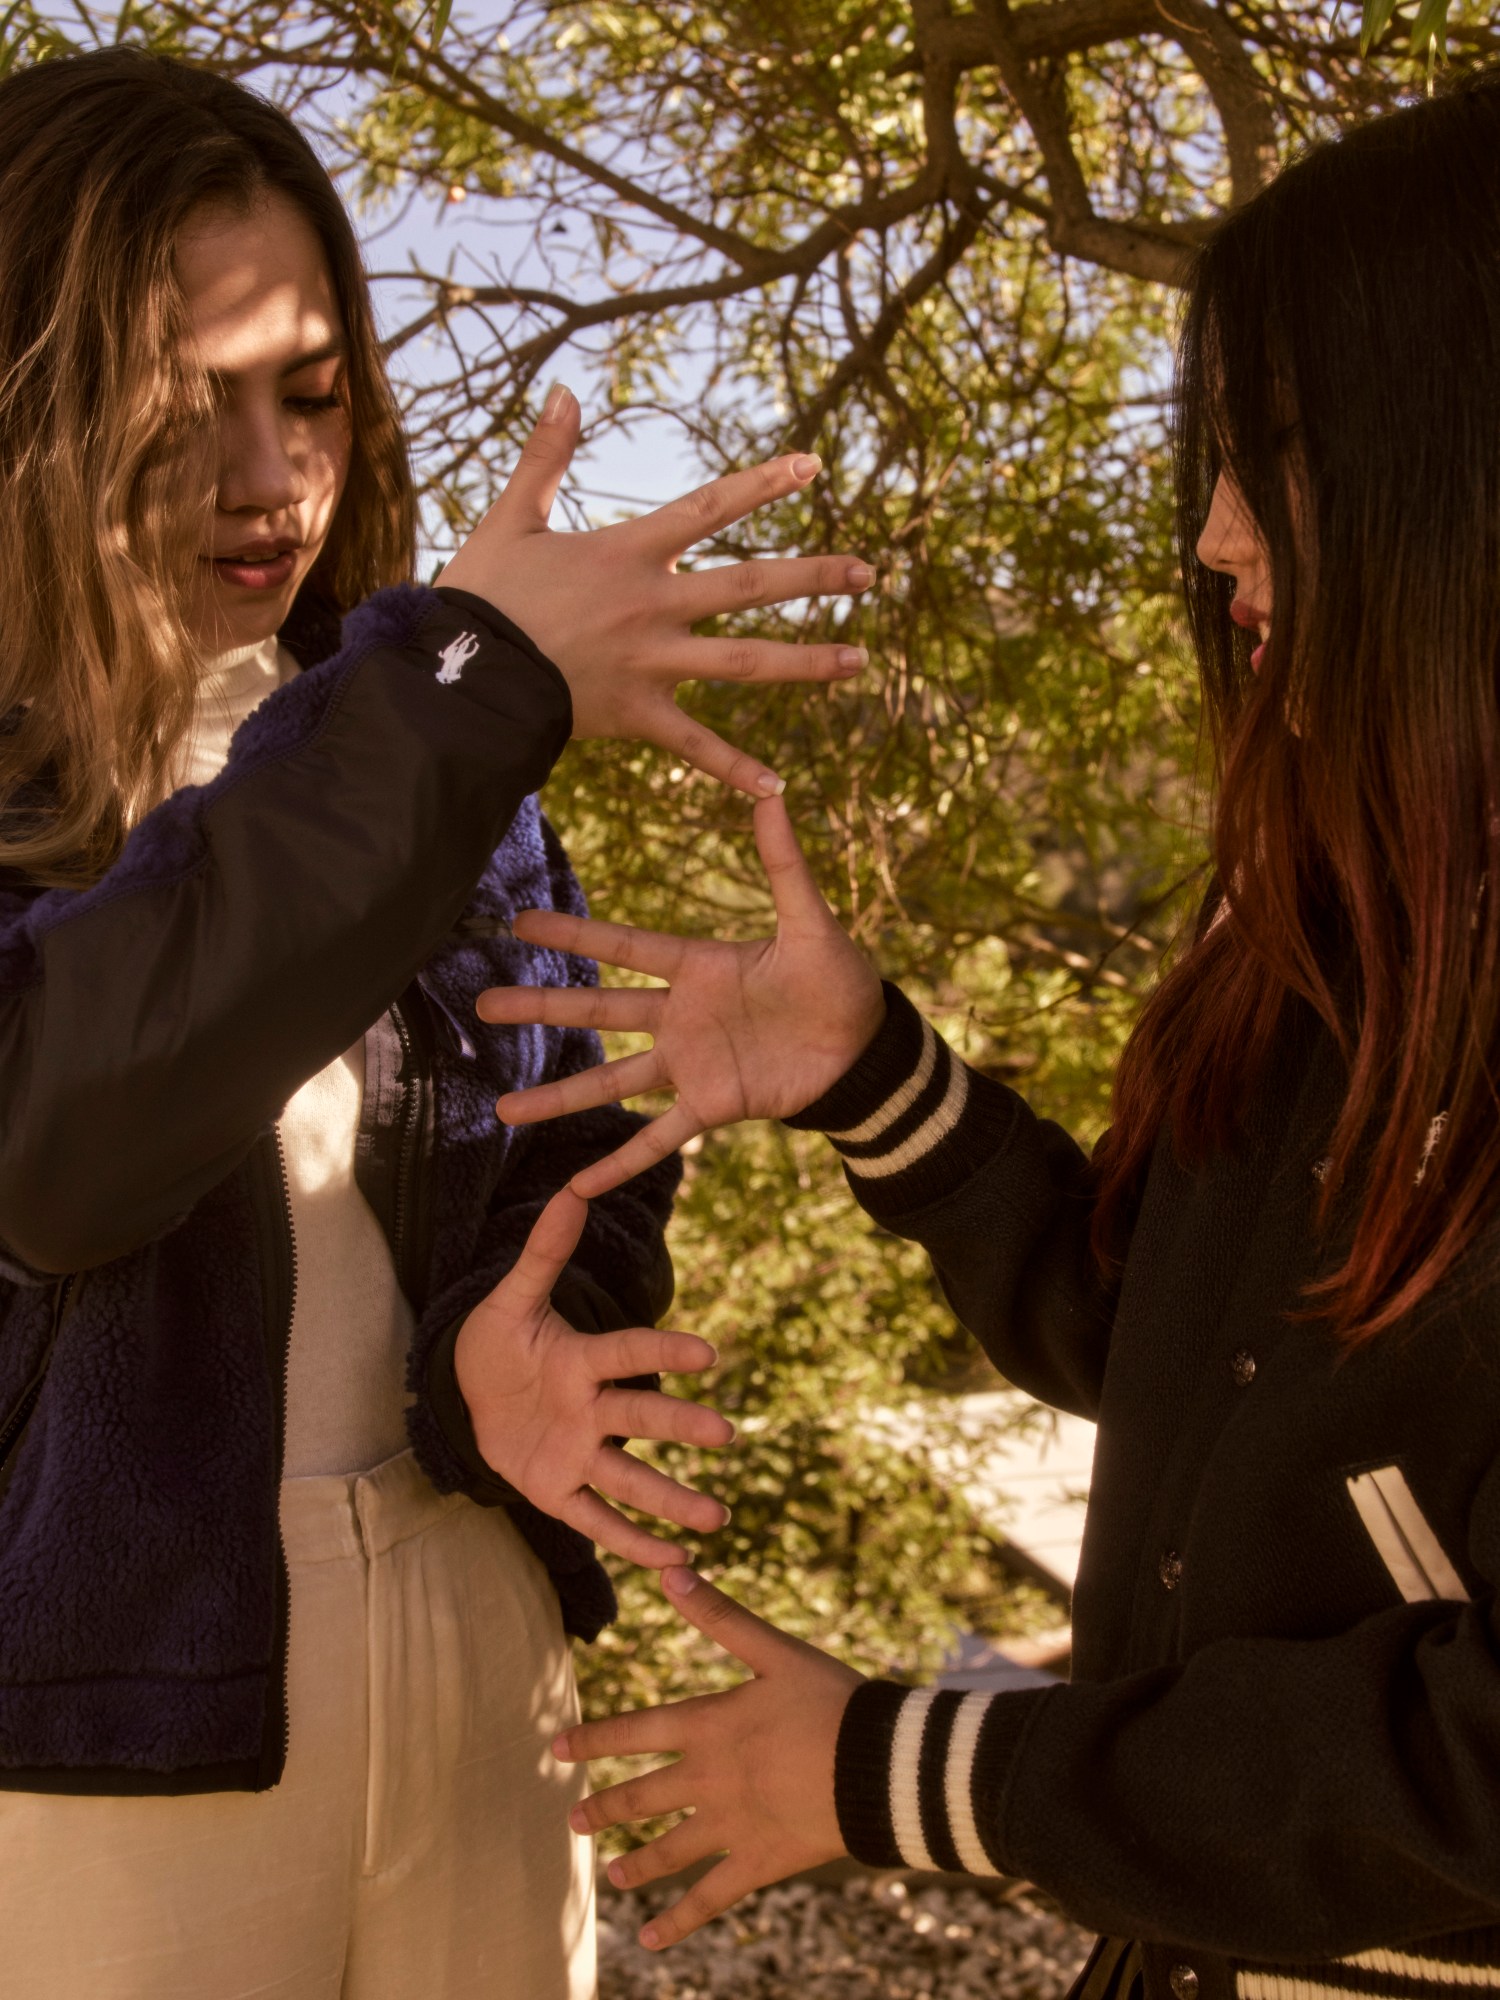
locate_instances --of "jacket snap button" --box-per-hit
[1159,1550,1183,1591]
[1229,1349,1256,1386]
[1170,1966,1199,2000]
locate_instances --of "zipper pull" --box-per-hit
[452,910,513,941]
[415,972,476,1060]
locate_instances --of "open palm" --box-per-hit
[454,1186,733,1567]
[476,798,886,1196]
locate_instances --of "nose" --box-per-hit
[1196,472,1258,576]
[215,401,308,519]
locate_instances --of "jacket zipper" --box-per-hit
[0,1274,74,1495]
[390,1001,418,1291]
[388,996,434,1309]
[258,1127,298,1788]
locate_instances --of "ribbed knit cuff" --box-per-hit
[784,983,1020,1219]
[834,1678,1050,1877]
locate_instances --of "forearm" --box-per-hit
[836,1599,1500,1955]
[0,586,570,1272]
[784,983,1115,1417]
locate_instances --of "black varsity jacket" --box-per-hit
[786,982,1500,2000]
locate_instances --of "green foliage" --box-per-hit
[13,0,1488,1782]
[0,0,1216,1684]
[1362,0,1451,64]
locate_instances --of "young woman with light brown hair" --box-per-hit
[0,45,872,1999]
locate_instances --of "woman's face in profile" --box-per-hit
[1197,469,1273,674]
[175,191,353,654]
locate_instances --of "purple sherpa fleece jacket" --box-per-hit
[0,584,680,1785]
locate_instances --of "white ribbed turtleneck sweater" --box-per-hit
[179,637,413,1477]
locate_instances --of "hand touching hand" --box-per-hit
[556,1566,862,1949]
[476,796,887,1195]
[436,385,873,797]
[453,1187,733,1567]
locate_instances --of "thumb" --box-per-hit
[493,382,580,531]
[661,1568,801,1678]
[499,1185,589,1315]
[753,794,836,935]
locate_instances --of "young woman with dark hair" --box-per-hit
[487,68,1500,1999]
[0,45,875,1999]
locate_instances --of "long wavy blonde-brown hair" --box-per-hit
[0,49,416,887]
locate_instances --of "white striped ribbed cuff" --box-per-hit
[887,1687,1007,1877]
[835,1676,1052,1878]
[827,1019,974,1186]
[1238,1951,1500,2000]
[827,1019,940,1148]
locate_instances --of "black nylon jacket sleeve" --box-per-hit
[0,585,571,1275]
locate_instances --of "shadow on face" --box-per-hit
[176,190,352,655]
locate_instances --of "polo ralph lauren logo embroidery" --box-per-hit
[1346,1465,1470,1604]
[436,631,480,684]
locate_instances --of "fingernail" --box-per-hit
[641,1925,661,1950]
[542,381,572,422]
[664,1565,701,1597]
[836,646,868,674]
[755,772,787,796]
[568,1806,588,1831]
[607,1859,626,1887]
[791,453,821,481]
[846,562,874,589]
[717,1503,732,1528]
[552,1733,571,1758]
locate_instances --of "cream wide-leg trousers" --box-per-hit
[0,1449,596,2000]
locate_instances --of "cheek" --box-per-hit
[310,418,354,536]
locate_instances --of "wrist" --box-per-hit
[785,979,907,1129]
[426,1312,522,1506]
[840,980,888,1074]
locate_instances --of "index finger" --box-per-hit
[555,1693,713,1765]
[498,1186,588,1315]
[638,452,822,560]
[753,794,838,935]
[569,1104,704,1200]
[659,1568,799,1679]
[512,908,688,980]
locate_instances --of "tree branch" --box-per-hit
[976,0,1199,284]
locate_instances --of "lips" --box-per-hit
[1229,598,1270,673]
[207,542,301,591]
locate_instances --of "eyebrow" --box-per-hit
[281,338,346,373]
[202,337,347,393]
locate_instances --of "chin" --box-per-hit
[193,587,296,656]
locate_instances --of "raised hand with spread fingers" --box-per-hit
[453,1185,735,1569]
[555,1565,863,1949]
[437,385,873,798]
[475,796,887,1196]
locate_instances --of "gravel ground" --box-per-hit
[597,1872,1094,1999]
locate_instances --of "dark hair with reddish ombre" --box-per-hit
[1092,68,1500,1344]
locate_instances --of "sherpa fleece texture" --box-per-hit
[0,584,679,1778]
